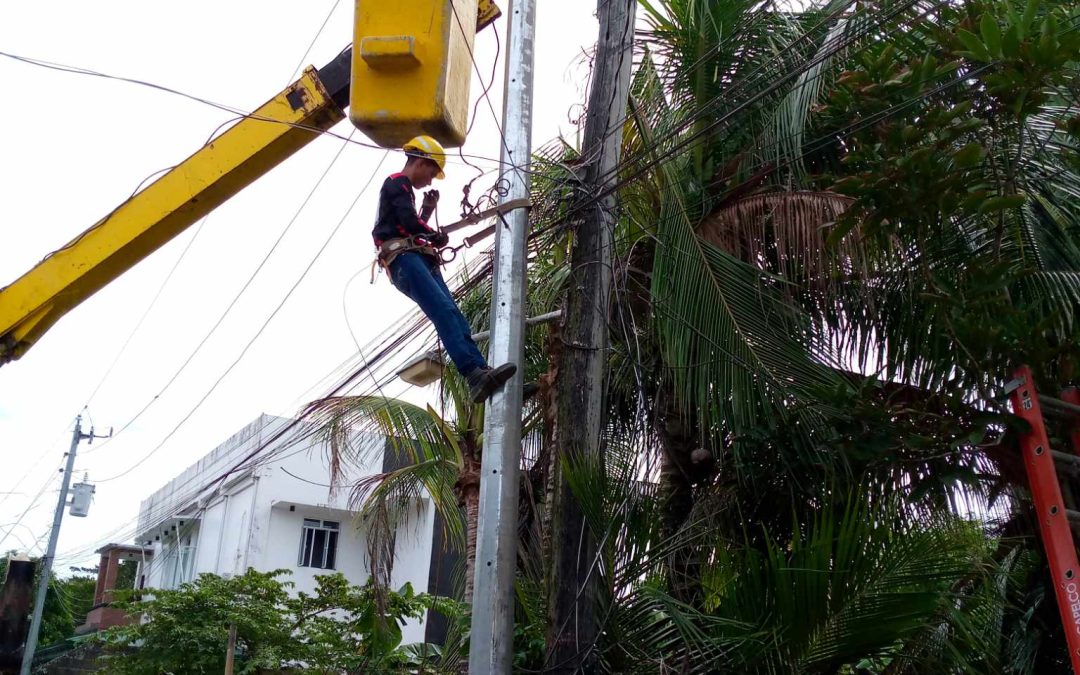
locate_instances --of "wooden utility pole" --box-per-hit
[546,0,636,672]
[224,623,237,675]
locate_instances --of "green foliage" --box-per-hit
[98,568,454,674]
[558,0,1080,669]
[292,574,455,673]
[99,569,296,674]
[304,0,1080,671]
[700,494,989,672]
[811,0,1080,391]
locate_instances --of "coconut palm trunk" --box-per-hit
[456,439,482,603]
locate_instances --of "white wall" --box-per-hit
[144,539,166,589]
[389,498,436,645]
[136,415,270,536]
[262,505,370,594]
[217,481,257,577]
[132,415,440,645]
[193,497,226,574]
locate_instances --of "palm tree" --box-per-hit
[305,378,476,598]
[577,0,1080,669]
[305,256,554,598]
[525,0,1079,668]
[305,0,1080,670]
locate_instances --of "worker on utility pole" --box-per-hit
[374,135,516,402]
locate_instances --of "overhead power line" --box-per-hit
[82,218,209,411]
[286,0,344,85]
[82,133,356,457]
[95,140,386,483]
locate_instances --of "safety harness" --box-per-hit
[370,235,438,284]
[370,198,532,284]
[377,235,437,268]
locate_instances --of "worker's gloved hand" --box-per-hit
[427,230,450,248]
[420,190,440,222]
[422,189,440,212]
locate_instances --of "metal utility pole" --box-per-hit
[469,0,536,671]
[546,0,636,671]
[19,416,99,675]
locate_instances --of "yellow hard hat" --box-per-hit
[402,135,446,179]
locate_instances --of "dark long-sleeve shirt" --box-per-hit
[372,173,435,246]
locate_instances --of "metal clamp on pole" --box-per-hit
[441,197,532,234]
[464,225,498,248]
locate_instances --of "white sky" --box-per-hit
[0,1,599,571]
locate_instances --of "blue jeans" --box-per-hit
[389,252,487,377]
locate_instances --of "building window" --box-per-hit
[161,535,197,590]
[298,519,339,569]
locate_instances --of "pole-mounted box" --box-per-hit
[69,482,95,518]
[350,0,478,148]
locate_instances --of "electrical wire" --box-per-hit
[52,252,494,565]
[457,12,503,192]
[0,50,511,172]
[449,0,515,164]
[0,427,67,514]
[534,0,927,242]
[576,0,937,205]
[55,354,412,564]
[0,459,63,552]
[82,133,356,456]
[280,467,332,488]
[95,136,384,482]
[285,0,343,85]
[81,218,209,411]
[56,317,424,559]
[58,292,455,567]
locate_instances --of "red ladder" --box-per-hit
[1007,366,1080,673]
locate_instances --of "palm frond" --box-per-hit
[304,396,466,581]
[648,158,845,459]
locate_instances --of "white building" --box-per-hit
[132,414,458,645]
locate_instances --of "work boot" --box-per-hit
[467,363,517,403]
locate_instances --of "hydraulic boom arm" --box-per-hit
[0,50,352,365]
[0,1,502,367]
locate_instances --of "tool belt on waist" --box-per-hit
[377,236,436,269]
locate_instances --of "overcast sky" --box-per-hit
[0,1,600,571]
